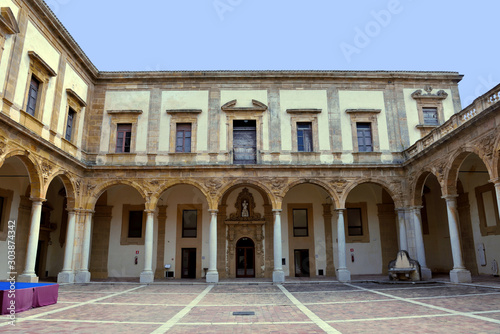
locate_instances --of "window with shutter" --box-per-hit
[27,76,40,116]
[423,107,438,125]
[297,122,313,152]
[176,123,192,153]
[65,107,76,141]
[356,123,373,152]
[116,123,132,153]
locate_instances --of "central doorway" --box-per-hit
[181,248,196,278]
[236,238,255,278]
[294,249,310,277]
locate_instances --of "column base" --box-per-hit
[272,270,285,283]
[206,271,219,283]
[57,271,75,283]
[336,269,351,282]
[18,273,39,283]
[420,267,432,281]
[450,268,471,283]
[140,271,154,283]
[75,271,91,283]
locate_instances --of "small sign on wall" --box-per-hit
[136,250,139,255]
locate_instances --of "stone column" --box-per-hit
[411,207,431,280]
[491,178,500,222]
[396,208,408,251]
[206,210,219,283]
[75,210,93,283]
[336,209,350,282]
[443,195,471,283]
[18,198,45,283]
[140,210,155,283]
[272,209,285,282]
[57,209,77,283]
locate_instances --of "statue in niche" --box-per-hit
[241,200,249,217]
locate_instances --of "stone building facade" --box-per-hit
[0,0,499,285]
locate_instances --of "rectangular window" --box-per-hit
[293,208,308,237]
[356,122,373,152]
[116,123,132,153]
[128,210,143,238]
[423,107,438,125]
[65,107,76,141]
[27,76,40,116]
[182,210,197,238]
[297,122,313,152]
[176,123,192,153]
[347,208,363,236]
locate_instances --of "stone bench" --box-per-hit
[388,250,421,281]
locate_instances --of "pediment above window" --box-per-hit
[0,7,19,36]
[286,108,322,114]
[411,86,448,100]
[107,110,143,114]
[221,99,267,112]
[166,109,202,114]
[66,89,87,107]
[28,51,57,77]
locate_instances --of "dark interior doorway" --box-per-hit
[236,237,255,278]
[181,248,197,278]
[294,249,310,277]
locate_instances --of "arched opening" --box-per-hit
[456,153,499,275]
[0,156,33,280]
[419,174,453,274]
[282,183,334,278]
[219,184,272,279]
[89,184,145,280]
[157,184,210,279]
[345,183,398,276]
[236,237,255,278]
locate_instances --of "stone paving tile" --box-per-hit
[308,300,445,321]
[331,315,500,334]
[57,292,112,303]
[5,302,69,319]
[382,286,499,298]
[58,284,141,293]
[210,285,281,294]
[180,305,309,323]
[41,304,183,322]
[284,283,356,292]
[419,294,500,312]
[137,284,208,294]
[198,293,292,306]
[1,321,161,334]
[96,292,197,305]
[293,290,391,304]
[350,282,442,290]
[479,311,500,321]
[168,323,325,333]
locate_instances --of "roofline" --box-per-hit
[97,70,464,82]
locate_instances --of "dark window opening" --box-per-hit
[297,122,313,152]
[347,207,363,236]
[27,76,40,116]
[423,107,438,125]
[233,120,257,164]
[65,107,76,141]
[116,123,132,153]
[182,210,197,238]
[293,208,308,237]
[176,123,192,153]
[356,122,373,152]
[128,210,143,238]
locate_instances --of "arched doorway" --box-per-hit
[236,237,255,278]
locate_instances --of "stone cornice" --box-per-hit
[66,89,87,107]
[345,109,381,114]
[0,7,19,35]
[286,108,322,114]
[166,109,202,114]
[28,51,57,77]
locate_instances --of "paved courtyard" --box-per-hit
[2,279,500,333]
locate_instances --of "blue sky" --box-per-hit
[47,0,499,108]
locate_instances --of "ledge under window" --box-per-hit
[416,124,438,129]
[352,151,382,163]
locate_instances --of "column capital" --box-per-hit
[410,206,424,211]
[29,197,46,203]
[144,209,155,214]
[81,209,95,214]
[441,194,458,201]
[490,178,500,185]
[208,209,219,214]
[272,209,282,213]
[335,208,346,212]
